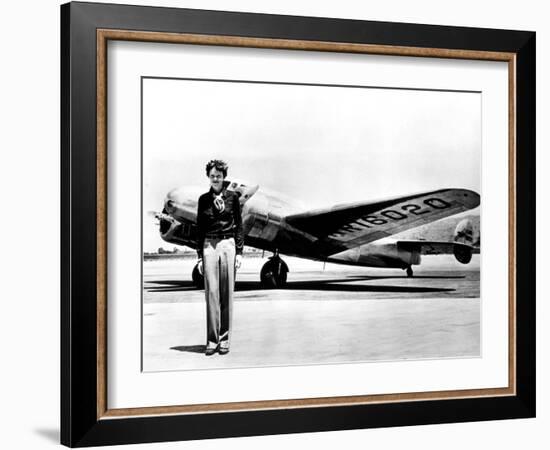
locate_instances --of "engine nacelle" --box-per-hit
[158,209,195,247]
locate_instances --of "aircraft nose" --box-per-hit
[164,186,203,221]
[164,188,181,212]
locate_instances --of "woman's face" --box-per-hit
[208,167,225,192]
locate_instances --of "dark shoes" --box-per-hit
[205,345,217,356]
[205,342,230,355]
[219,341,230,355]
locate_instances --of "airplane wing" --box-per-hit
[284,188,480,252]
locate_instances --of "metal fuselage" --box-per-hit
[158,183,468,269]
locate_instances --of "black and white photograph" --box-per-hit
[142,77,481,372]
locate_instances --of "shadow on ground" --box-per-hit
[145,276,456,294]
[170,344,206,354]
[33,428,59,444]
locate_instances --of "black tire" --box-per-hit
[260,260,288,288]
[192,264,204,289]
[277,269,288,287]
[260,264,277,288]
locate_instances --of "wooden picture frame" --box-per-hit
[61,1,535,447]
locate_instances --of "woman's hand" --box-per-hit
[235,254,242,270]
[197,258,203,275]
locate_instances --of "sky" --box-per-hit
[143,78,481,252]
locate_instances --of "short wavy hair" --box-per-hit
[205,159,228,177]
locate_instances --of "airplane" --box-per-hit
[152,179,480,289]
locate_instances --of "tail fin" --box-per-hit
[453,218,474,264]
[454,218,474,245]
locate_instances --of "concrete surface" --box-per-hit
[143,255,480,371]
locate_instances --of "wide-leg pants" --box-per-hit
[203,237,236,349]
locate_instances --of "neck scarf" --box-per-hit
[213,191,225,212]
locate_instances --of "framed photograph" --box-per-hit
[61,1,535,447]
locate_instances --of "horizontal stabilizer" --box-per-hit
[397,239,476,264]
[396,240,474,255]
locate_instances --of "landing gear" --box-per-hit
[192,263,204,289]
[260,251,289,288]
[406,266,413,278]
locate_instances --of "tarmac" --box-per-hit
[142,254,480,372]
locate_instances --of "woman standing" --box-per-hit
[196,160,244,355]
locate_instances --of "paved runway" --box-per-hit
[142,254,480,372]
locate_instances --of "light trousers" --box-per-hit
[203,237,236,348]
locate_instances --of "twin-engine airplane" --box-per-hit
[153,179,480,288]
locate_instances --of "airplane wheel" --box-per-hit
[192,264,204,289]
[406,266,413,278]
[260,258,288,288]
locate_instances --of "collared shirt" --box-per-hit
[196,181,244,258]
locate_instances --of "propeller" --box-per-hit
[146,210,161,224]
